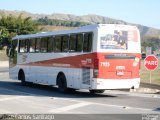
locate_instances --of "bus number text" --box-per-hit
[100,62,110,67]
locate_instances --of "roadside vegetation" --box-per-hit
[37,16,90,27]
[0,14,43,49]
[141,36,160,53]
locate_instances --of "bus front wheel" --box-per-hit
[57,74,68,93]
[18,70,26,86]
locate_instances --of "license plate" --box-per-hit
[117,71,124,76]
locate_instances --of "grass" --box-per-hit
[141,60,160,85]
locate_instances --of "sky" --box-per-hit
[0,0,160,29]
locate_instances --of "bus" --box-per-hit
[9,24,141,93]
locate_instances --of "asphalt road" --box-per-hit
[0,67,160,120]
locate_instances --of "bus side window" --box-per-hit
[29,38,36,53]
[69,34,83,52]
[83,33,93,52]
[41,37,48,53]
[69,34,76,52]
[48,37,54,52]
[19,40,28,53]
[76,34,83,52]
[62,35,69,52]
[35,38,41,53]
[54,36,62,52]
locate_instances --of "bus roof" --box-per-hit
[12,24,138,40]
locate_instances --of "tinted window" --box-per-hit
[69,34,83,52]
[76,34,83,52]
[83,33,92,52]
[19,40,28,53]
[54,36,62,52]
[29,38,41,53]
[41,37,48,52]
[35,38,41,52]
[62,36,69,52]
[69,35,76,52]
[48,37,54,52]
[29,38,36,53]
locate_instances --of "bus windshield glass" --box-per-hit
[100,29,138,50]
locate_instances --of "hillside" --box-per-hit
[1,10,160,38]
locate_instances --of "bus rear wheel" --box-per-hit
[57,74,68,93]
[89,90,105,94]
[18,70,26,86]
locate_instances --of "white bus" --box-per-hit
[9,24,141,93]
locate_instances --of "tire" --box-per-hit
[68,88,76,93]
[19,71,26,86]
[89,90,105,94]
[57,74,68,93]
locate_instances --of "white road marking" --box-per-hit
[0,85,157,113]
[0,96,27,102]
[49,102,91,113]
[0,109,13,113]
[52,97,153,112]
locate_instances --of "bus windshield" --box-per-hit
[100,29,139,50]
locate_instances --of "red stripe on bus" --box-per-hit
[21,52,141,79]
[24,53,97,68]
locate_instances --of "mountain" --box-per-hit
[0,10,160,38]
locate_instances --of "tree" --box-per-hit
[0,14,42,48]
[36,17,90,27]
[141,35,160,53]
[0,27,9,49]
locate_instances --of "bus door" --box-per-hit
[81,67,92,88]
[9,40,18,68]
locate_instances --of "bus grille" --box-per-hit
[82,68,91,85]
